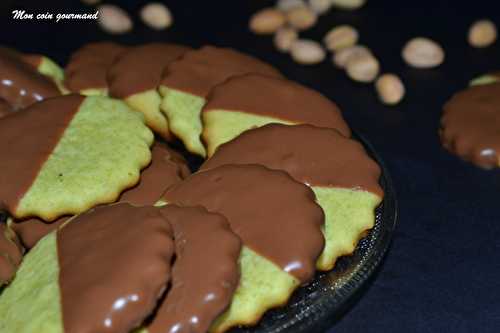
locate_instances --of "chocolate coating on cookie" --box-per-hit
[108,43,190,98]
[58,203,175,333]
[161,164,325,283]
[148,205,241,333]
[0,95,83,214]
[202,124,382,196]
[119,143,190,206]
[0,47,60,111]
[203,74,351,137]
[161,45,283,97]
[65,42,127,93]
[441,83,500,169]
[0,222,23,284]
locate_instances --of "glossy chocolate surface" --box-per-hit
[441,82,500,168]
[202,124,382,196]
[148,205,241,333]
[202,74,351,137]
[0,47,59,111]
[0,95,83,215]
[58,203,175,333]
[162,164,325,283]
[161,45,283,97]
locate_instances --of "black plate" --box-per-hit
[191,131,397,333]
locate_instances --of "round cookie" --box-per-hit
[202,123,383,270]
[64,42,127,96]
[159,46,284,157]
[201,73,351,157]
[0,222,23,285]
[0,94,154,221]
[140,205,241,333]
[0,203,176,333]
[108,43,191,140]
[7,142,190,250]
[0,47,64,116]
[440,82,500,168]
[159,164,325,332]
[0,204,242,333]
[469,71,500,86]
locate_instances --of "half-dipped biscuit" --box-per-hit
[159,46,283,157]
[0,94,154,221]
[0,204,242,333]
[108,43,191,139]
[202,123,383,270]
[8,142,189,250]
[159,164,325,332]
[64,42,127,96]
[0,203,176,333]
[201,74,351,157]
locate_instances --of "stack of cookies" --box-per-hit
[0,43,384,333]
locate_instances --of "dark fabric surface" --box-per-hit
[1,0,500,332]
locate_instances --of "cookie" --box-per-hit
[0,203,175,333]
[0,203,242,333]
[108,43,191,139]
[202,123,383,270]
[140,205,241,333]
[159,164,325,332]
[0,94,154,221]
[201,74,351,157]
[159,46,283,157]
[64,42,127,96]
[0,47,64,116]
[0,222,23,285]
[440,82,500,168]
[7,142,188,250]
[469,71,500,86]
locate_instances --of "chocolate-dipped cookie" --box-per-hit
[202,123,383,270]
[8,142,189,250]
[140,205,241,333]
[201,74,351,157]
[0,94,154,221]
[0,203,176,333]
[440,82,500,168]
[0,204,242,333]
[0,47,64,117]
[159,46,283,157]
[64,42,127,96]
[159,164,325,332]
[108,43,191,140]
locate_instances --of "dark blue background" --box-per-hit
[2,0,500,332]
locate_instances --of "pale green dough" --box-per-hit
[210,246,299,333]
[159,86,207,157]
[16,96,154,221]
[36,56,67,94]
[202,110,294,157]
[0,232,62,333]
[314,187,382,270]
[155,201,300,333]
